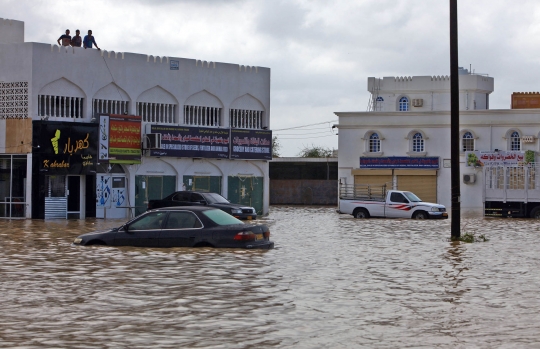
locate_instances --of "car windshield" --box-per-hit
[403,192,422,202]
[203,209,244,226]
[201,193,230,204]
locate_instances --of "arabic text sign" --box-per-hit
[465,151,525,167]
[150,125,230,159]
[33,121,98,174]
[230,129,272,160]
[99,115,142,164]
[360,157,440,169]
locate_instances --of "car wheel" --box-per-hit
[530,207,540,219]
[353,208,369,219]
[413,211,428,220]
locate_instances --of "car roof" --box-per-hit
[152,206,217,212]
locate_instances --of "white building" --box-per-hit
[335,69,540,212]
[0,18,271,219]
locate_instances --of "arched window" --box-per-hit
[462,131,474,151]
[511,131,521,151]
[399,97,409,111]
[369,133,380,152]
[412,132,424,152]
[376,96,384,102]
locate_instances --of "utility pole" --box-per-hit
[450,0,461,238]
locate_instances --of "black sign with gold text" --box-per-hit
[32,121,98,174]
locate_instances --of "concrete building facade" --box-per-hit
[335,70,540,212]
[0,18,272,219]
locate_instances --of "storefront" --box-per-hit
[0,155,28,218]
[31,121,98,219]
[355,157,440,203]
[96,114,142,219]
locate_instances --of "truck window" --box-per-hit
[390,192,409,203]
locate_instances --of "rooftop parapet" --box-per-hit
[0,18,24,44]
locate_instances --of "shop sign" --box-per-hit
[149,125,230,159]
[360,156,440,169]
[33,121,98,174]
[465,151,525,167]
[230,129,272,160]
[99,114,142,164]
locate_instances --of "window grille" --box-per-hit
[369,133,380,152]
[93,99,129,118]
[510,131,521,151]
[229,109,264,129]
[137,102,176,123]
[462,131,474,151]
[412,133,424,152]
[38,95,83,118]
[184,105,221,126]
[399,97,409,111]
[0,82,28,119]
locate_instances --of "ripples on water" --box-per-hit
[1,207,540,348]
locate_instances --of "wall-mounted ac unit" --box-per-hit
[412,98,423,107]
[144,133,162,149]
[463,173,476,184]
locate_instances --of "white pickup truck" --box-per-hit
[338,184,448,219]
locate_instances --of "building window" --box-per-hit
[369,133,380,152]
[184,105,221,127]
[229,109,264,129]
[462,131,474,151]
[0,82,28,119]
[412,133,424,152]
[0,155,27,218]
[93,99,129,118]
[399,97,409,111]
[137,102,176,123]
[375,96,384,111]
[38,95,83,119]
[510,131,521,151]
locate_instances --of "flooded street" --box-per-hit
[2,207,540,348]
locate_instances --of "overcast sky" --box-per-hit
[2,0,540,156]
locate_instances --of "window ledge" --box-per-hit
[406,151,427,157]
[362,151,384,157]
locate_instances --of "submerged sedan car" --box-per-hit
[73,206,273,249]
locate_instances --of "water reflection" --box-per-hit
[1,208,540,348]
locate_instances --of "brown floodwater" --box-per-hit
[1,207,540,348]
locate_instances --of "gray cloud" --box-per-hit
[3,0,540,155]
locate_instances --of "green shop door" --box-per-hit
[227,176,263,215]
[183,176,221,193]
[135,175,176,216]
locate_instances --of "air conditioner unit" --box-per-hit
[144,133,162,149]
[463,173,476,184]
[412,98,423,107]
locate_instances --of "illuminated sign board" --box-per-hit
[32,121,98,174]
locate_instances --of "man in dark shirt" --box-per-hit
[57,29,71,46]
[71,29,82,47]
[83,30,100,50]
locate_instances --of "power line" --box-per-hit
[273,119,337,132]
[277,134,337,140]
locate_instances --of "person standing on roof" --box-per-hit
[71,29,82,47]
[57,29,71,46]
[83,30,100,50]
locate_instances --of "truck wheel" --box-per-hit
[530,207,540,219]
[413,211,428,220]
[353,208,369,219]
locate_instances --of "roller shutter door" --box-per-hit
[354,175,392,186]
[396,175,437,203]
